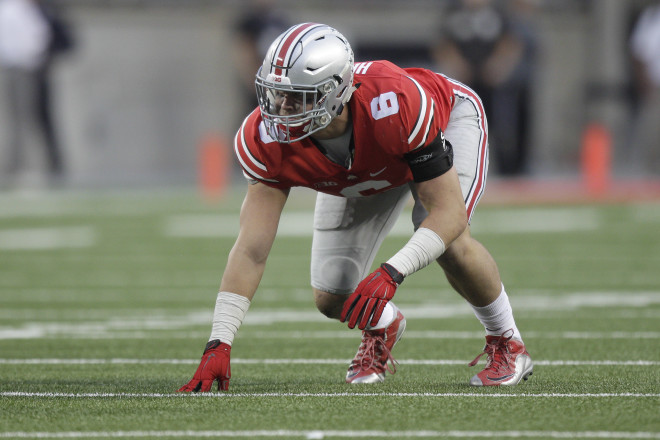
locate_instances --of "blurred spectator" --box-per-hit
[628,3,660,175]
[233,0,289,120]
[0,0,74,184]
[432,0,538,176]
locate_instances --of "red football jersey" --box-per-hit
[234,60,455,198]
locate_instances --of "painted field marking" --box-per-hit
[163,206,602,238]
[242,330,660,340]
[1,290,659,340]
[0,430,658,439]
[0,358,658,366]
[2,328,660,341]
[1,392,659,398]
[0,226,95,250]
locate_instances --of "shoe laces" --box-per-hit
[468,331,515,373]
[352,332,398,375]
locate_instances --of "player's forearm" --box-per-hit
[417,204,467,248]
[385,210,466,278]
[219,183,286,298]
[207,241,268,347]
[212,238,272,346]
[387,172,467,278]
[219,245,269,300]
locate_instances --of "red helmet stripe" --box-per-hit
[272,23,321,76]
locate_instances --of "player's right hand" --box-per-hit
[178,340,231,392]
[340,263,403,330]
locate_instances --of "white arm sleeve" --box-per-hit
[386,227,446,277]
[209,291,251,346]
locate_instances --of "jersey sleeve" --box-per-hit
[352,61,443,155]
[233,110,284,188]
[399,74,442,151]
[395,70,453,181]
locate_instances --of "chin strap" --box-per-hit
[343,83,360,105]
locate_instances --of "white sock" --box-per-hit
[209,291,251,346]
[366,301,397,330]
[471,285,522,341]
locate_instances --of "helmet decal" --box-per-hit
[270,23,324,76]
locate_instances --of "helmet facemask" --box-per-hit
[256,74,342,142]
[254,23,354,143]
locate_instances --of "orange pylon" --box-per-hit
[198,133,230,200]
[581,123,611,197]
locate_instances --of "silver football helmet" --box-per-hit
[255,23,355,143]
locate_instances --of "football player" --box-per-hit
[179,23,533,391]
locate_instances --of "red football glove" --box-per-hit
[340,263,404,330]
[178,340,231,392]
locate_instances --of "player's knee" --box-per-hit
[311,255,362,319]
[311,255,362,295]
[314,289,347,320]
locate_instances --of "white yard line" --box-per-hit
[0,430,658,439]
[1,392,659,399]
[0,226,95,250]
[1,291,659,340]
[2,329,660,341]
[242,330,660,340]
[0,358,658,366]
[163,207,602,238]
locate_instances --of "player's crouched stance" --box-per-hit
[178,23,533,392]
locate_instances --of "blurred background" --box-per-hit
[0,0,658,196]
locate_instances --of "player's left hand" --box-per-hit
[340,263,404,330]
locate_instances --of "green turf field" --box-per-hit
[0,188,658,439]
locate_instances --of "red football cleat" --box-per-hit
[346,307,406,384]
[469,331,533,386]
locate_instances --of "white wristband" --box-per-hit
[386,227,446,277]
[209,291,251,346]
